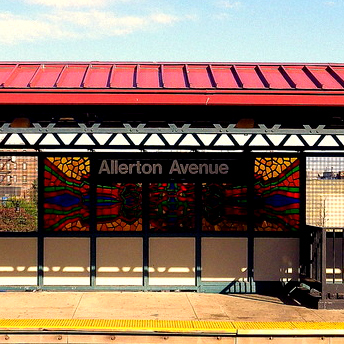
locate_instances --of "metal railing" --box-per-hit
[304,226,344,308]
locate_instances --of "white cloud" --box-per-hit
[45,9,180,36]
[0,8,182,44]
[150,13,180,24]
[23,0,109,8]
[216,1,241,9]
[323,1,337,6]
[0,12,71,44]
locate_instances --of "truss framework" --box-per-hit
[1,122,344,151]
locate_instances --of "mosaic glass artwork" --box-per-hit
[202,183,248,231]
[149,183,195,232]
[44,157,90,231]
[306,157,344,227]
[0,155,38,232]
[254,157,300,231]
[96,183,142,231]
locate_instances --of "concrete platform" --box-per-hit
[1,292,344,342]
[0,291,343,322]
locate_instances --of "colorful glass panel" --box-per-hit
[97,183,142,231]
[202,183,248,231]
[254,157,300,231]
[43,157,90,231]
[149,183,195,232]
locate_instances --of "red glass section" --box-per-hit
[149,182,196,232]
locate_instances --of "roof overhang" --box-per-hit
[1,89,344,106]
[0,62,344,106]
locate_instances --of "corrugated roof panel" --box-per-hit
[283,66,319,89]
[110,65,136,88]
[329,66,344,87]
[211,66,239,88]
[162,65,187,88]
[306,66,343,89]
[234,66,266,88]
[187,65,214,88]
[0,62,343,100]
[0,65,17,86]
[83,65,112,88]
[137,65,160,88]
[29,65,64,88]
[4,64,39,87]
[56,65,88,88]
[259,66,292,89]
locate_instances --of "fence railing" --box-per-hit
[303,226,344,308]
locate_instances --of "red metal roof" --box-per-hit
[0,62,344,106]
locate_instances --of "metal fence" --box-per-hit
[304,226,344,308]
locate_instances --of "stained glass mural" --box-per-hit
[202,183,248,231]
[96,183,142,231]
[254,157,300,231]
[149,183,195,232]
[44,157,90,231]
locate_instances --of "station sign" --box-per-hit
[96,157,248,181]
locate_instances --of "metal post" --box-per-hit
[321,227,327,302]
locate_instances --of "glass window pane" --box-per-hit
[96,183,142,231]
[149,183,195,232]
[0,155,38,232]
[202,183,247,231]
[43,157,90,232]
[306,156,344,227]
[254,157,300,232]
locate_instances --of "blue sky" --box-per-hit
[0,0,343,63]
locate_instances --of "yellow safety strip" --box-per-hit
[233,321,344,335]
[1,319,344,335]
[0,319,236,333]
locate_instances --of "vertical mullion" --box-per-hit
[321,228,327,300]
[341,229,344,283]
[299,154,308,276]
[89,154,97,288]
[195,182,202,290]
[332,228,336,284]
[37,154,44,289]
[142,182,149,290]
[247,153,255,286]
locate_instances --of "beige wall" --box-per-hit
[43,238,90,286]
[0,236,301,287]
[0,238,37,285]
[201,238,248,282]
[254,238,299,281]
[149,238,195,285]
[96,238,143,286]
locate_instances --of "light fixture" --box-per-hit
[10,117,31,128]
[235,118,255,128]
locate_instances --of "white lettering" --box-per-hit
[99,159,228,175]
[199,163,208,174]
[118,163,128,174]
[152,163,163,174]
[142,163,152,174]
[169,160,181,174]
[209,164,218,174]
[98,160,110,174]
[169,160,229,175]
[219,164,229,174]
[189,163,198,174]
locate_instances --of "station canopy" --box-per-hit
[0,62,344,106]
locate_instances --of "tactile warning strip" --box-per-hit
[0,319,236,333]
[0,319,344,335]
